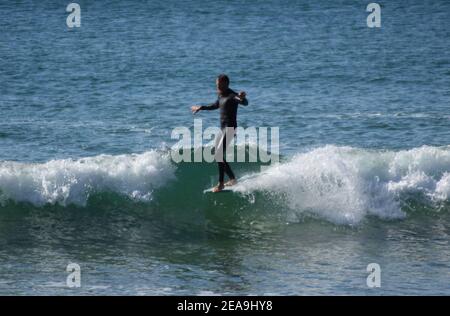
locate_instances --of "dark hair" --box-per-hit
[217,74,230,86]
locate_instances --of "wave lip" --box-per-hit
[0,151,175,206]
[233,145,450,225]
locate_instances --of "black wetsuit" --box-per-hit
[200,88,248,128]
[200,88,248,182]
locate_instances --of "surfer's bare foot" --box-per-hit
[224,179,237,187]
[212,182,225,192]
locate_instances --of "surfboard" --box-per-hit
[203,187,234,194]
[203,173,257,194]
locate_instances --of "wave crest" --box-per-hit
[0,151,175,206]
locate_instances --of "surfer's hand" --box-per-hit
[238,91,246,100]
[191,105,201,114]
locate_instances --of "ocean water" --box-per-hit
[1,0,450,295]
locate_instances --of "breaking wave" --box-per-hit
[1,145,449,225]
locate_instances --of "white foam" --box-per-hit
[435,172,450,201]
[234,145,450,225]
[0,151,175,206]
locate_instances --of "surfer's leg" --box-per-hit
[222,130,236,181]
[213,128,235,192]
[223,160,235,180]
[218,162,225,183]
[213,163,225,192]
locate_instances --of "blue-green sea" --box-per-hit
[1,0,450,295]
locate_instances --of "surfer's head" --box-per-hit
[216,74,229,93]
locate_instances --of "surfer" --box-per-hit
[191,74,248,192]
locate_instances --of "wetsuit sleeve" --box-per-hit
[200,99,219,110]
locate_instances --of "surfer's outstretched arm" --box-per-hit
[200,100,219,110]
[191,100,219,114]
